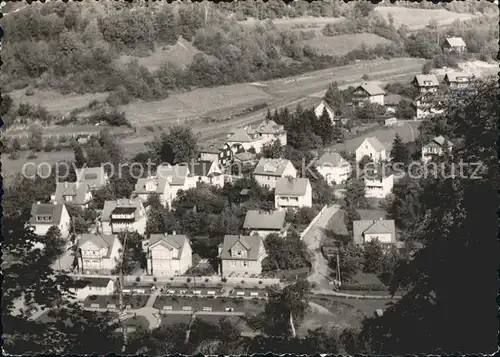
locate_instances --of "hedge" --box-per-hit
[340,283,389,291]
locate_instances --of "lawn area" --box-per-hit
[375,6,478,31]
[115,37,202,71]
[119,83,272,127]
[9,89,109,114]
[262,267,311,282]
[121,315,150,330]
[83,294,150,309]
[239,16,344,31]
[153,296,265,314]
[357,208,387,221]
[1,149,74,187]
[310,295,396,320]
[304,33,392,56]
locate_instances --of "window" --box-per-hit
[243,261,248,268]
[237,250,242,256]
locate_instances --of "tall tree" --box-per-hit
[316,108,335,145]
[146,125,198,165]
[28,125,44,152]
[261,139,284,159]
[390,134,410,166]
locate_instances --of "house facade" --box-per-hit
[315,152,352,185]
[143,233,193,276]
[314,100,336,125]
[412,74,439,94]
[253,119,287,146]
[274,177,312,209]
[189,160,223,186]
[156,164,198,207]
[218,235,267,277]
[421,136,453,163]
[75,167,109,191]
[413,94,445,119]
[253,158,297,189]
[442,37,467,53]
[29,203,71,239]
[444,72,475,89]
[226,120,287,154]
[101,199,147,235]
[132,176,171,208]
[51,181,93,208]
[243,210,288,238]
[69,277,115,301]
[355,137,387,163]
[77,233,122,275]
[353,219,396,245]
[350,83,386,107]
[364,174,394,199]
[199,143,224,164]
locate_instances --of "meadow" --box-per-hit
[304,33,392,56]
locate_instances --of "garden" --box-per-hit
[83,294,150,309]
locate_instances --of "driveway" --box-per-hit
[302,205,341,287]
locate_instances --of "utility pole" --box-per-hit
[117,231,129,353]
[336,251,341,287]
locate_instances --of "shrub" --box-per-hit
[339,283,388,291]
[135,277,141,282]
[187,278,192,283]
[8,151,20,160]
[241,280,245,284]
[204,278,209,283]
[25,87,35,96]
[311,282,317,289]
[258,280,263,284]
[221,278,227,283]
[170,277,174,281]
[89,295,98,301]
[133,282,138,286]
[153,277,158,282]
[27,151,38,159]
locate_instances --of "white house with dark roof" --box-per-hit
[243,210,288,238]
[77,233,122,274]
[189,160,222,186]
[218,235,267,277]
[254,119,287,146]
[226,128,259,153]
[275,177,312,209]
[51,181,93,208]
[412,74,439,93]
[364,172,394,199]
[442,37,467,53]
[75,167,109,191]
[350,82,386,107]
[29,202,71,239]
[355,137,387,163]
[444,71,475,89]
[315,151,352,185]
[100,198,147,235]
[226,120,287,154]
[253,158,297,189]
[314,100,336,125]
[69,277,116,300]
[413,93,445,119]
[142,232,193,276]
[353,219,396,245]
[421,135,453,163]
[132,176,172,208]
[199,142,224,164]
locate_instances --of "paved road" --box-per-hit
[302,205,342,287]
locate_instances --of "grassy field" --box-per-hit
[310,295,396,319]
[239,16,344,31]
[9,89,109,115]
[120,83,272,127]
[153,296,265,314]
[115,37,202,71]
[375,6,479,30]
[329,121,421,155]
[305,33,392,56]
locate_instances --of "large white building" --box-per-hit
[101,199,147,235]
[350,82,386,107]
[355,137,387,163]
[143,233,193,276]
[274,177,312,209]
[253,158,297,189]
[77,233,123,275]
[226,119,287,154]
[315,151,352,185]
[412,74,439,94]
[218,235,267,277]
[364,173,394,199]
[29,203,71,239]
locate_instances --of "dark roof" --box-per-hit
[78,234,118,259]
[29,203,66,225]
[101,199,143,222]
[191,161,214,177]
[53,182,92,205]
[353,219,396,245]
[243,210,286,230]
[275,177,310,196]
[147,234,189,259]
[80,277,114,288]
[75,167,107,189]
[253,158,293,177]
[112,207,137,215]
[219,235,265,261]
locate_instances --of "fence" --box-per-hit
[300,205,328,240]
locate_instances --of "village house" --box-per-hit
[199,142,224,164]
[384,94,404,114]
[69,277,115,301]
[142,232,193,276]
[355,137,387,163]
[76,233,123,275]
[315,151,352,185]
[156,164,198,205]
[218,235,267,277]
[274,177,312,209]
[233,151,257,167]
[226,119,287,154]
[421,135,454,163]
[314,100,336,125]
[253,158,297,189]
[444,71,475,89]
[29,202,71,240]
[253,119,287,146]
[364,171,394,199]
[218,143,235,167]
[412,74,440,94]
[413,93,445,119]
[75,167,109,191]
[189,160,223,186]
[132,176,171,208]
[350,82,386,107]
[51,181,93,208]
[243,210,288,238]
[100,198,147,235]
[226,127,260,153]
[353,219,397,246]
[442,37,467,54]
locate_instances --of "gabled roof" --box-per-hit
[156,164,189,186]
[444,37,466,48]
[133,176,170,194]
[352,219,396,245]
[79,277,114,288]
[54,182,92,205]
[78,233,118,258]
[361,137,386,152]
[75,167,107,189]
[275,177,310,196]
[253,158,293,177]
[427,135,453,148]
[243,210,286,230]
[355,82,386,96]
[255,120,284,134]
[316,152,348,168]
[200,142,224,154]
[101,198,143,222]
[191,161,214,177]
[316,100,335,115]
[227,128,253,143]
[147,233,188,259]
[413,74,439,87]
[234,151,256,162]
[29,203,66,225]
[219,235,264,261]
[444,71,475,82]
